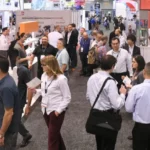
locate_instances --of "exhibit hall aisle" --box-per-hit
[17,68,134,150]
[17,24,134,150]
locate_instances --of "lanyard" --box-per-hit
[45,79,53,94]
[56,49,63,58]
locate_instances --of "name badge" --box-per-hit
[81,47,83,52]
[40,55,45,60]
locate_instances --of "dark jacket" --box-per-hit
[136,71,144,84]
[123,44,141,57]
[33,44,58,78]
[65,30,78,47]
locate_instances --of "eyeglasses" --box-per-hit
[41,64,46,67]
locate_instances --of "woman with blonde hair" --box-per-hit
[40,55,71,150]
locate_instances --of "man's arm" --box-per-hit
[61,64,67,73]
[27,54,36,70]
[0,87,15,136]
[125,87,137,113]
[25,88,34,116]
[0,108,14,135]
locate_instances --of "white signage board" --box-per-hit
[16,10,72,32]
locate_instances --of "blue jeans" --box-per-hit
[0,132,18,150]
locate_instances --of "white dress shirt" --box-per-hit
[0,34,10,51]
[107,48,133,76]
[86,71,125,110]
[118,35,126,47]
[67,31,72,44]
[126,79,150,124]
[129,45,134,56]
[39,73,71,115]
[48,31,63,48]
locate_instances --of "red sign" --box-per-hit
[140,0,150,10]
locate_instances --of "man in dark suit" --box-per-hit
[123,34,141,57]
[71,23,79,39]
[109,26,118,47]
[65,24,78,70]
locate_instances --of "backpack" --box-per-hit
[88,47,97,64]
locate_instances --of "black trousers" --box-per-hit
[95,131,118,150]
[132,122,150,150]
[110,72,128,90]
[19,109,29,137]
[67,45,77,68]
[80,52,88,74]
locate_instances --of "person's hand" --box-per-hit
[0,131,4,147]
[119,85,127,95]
[121,76,125,80]
[0,137,4,147]
[54,111,60,117]
[126,84,133,89]
[26,56,31,61]
[28,64,32,70]
[25,105,30,116]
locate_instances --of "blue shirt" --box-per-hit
[125,79,150,124]
[80,38,91,53]
[0,74,20,133]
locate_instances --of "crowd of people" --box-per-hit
[0,17,149,150]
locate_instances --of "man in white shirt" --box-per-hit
[48,25,63,48]
[0,27,10,58]
[87,55,126,150]
[107,37,133,89]
[115,28,126,48]
[56,38,69,78]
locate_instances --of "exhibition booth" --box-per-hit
[113,0,138,19]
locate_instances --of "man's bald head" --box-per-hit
[83,32,88,39]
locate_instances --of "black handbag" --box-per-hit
[86,77,122,136]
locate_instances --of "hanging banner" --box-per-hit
[140,0,150,10]
[16,10,72,32]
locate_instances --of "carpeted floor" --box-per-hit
[17,69,134,150]
[17,23,134,150]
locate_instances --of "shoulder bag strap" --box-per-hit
[91,77,114,111]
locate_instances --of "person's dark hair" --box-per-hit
[69,24,73,27]
[97,30,104,35]
[114,26,118,31]
[111,37,120,43]
[58,38,65,46]
[0,58,9,73]
[20,33,26,39]
[127,34,136,44]
[100,55,117,70]
[42,35,48,39]
[2,27,8,32]
[134,55,145,72]
[71,23,76,28]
